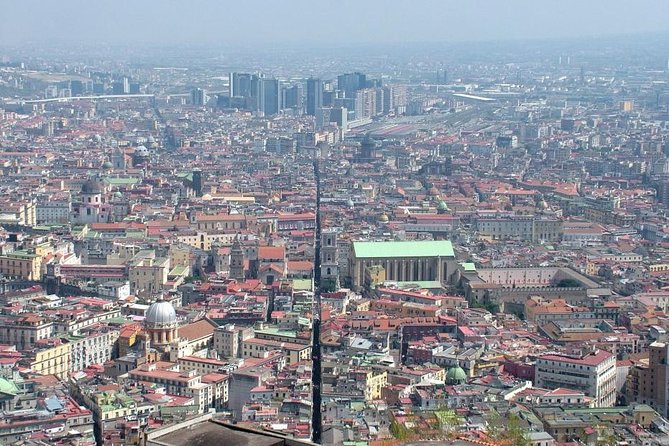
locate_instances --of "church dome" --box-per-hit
[102,161,113,169]
[81,180,103,194]
[145,300,177,328]
[446,365,467,384]
[378,212,389,223]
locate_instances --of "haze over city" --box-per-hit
[3,0,669,47]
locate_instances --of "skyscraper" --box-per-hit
[191,88,207,106]
[282,84,303,110]
[261,78,280,116]
[306,78,323,116]
[337,72,367,98]
[229,72,253,99]
[354,88,377,120]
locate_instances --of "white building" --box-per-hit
[71,180,112,224]
[535,349,616,407]
[36,194,72,225]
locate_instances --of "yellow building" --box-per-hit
[0,250,43,280]
[169,244,193,268]
[649,264,669,273]
[241,338,311,365]
[176,231,236,251]
[620,100,634,112]
[129,256,170,297]
[30,342,71,378]
[193,213,247,231]
[364,370,388,401]
[89,390,137,422]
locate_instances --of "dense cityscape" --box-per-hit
[3,10,669,446]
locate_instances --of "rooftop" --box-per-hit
[149,419,316,446]
[353,240,454,259]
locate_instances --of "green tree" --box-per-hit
[484,410,504,439]
[389,419,411,440]
[436,409,464,438]
[556,278,581,288]
[320,278,337,293]
[505,414,531,446]
[485,411,530,446]
[596,425,617,446]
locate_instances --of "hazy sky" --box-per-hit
[2,0,669,48]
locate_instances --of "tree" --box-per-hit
[598,265,614,281]
[556,278,582,288]
[389,419,412,441]
[484,410,504,439]
[485,411,530,446]
[596,425,617,446]
[505,414,531,446]
[320,278,337,293]
[435,409,464,438]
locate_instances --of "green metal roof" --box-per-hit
[103,177,141,185]
[0,378,19,396]
[255,328,298,338]
[176,172,194,182]
[4,250,38,259]
[391,280,444,289]
[446,365,467,384]
[169,265,188,276]
[353,240,454,259]
[292,279,313,291]
[461,262,476,272]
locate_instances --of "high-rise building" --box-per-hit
[282,84,303,110]
[92,83,105,95]
[191,88,207,106]
[112,77,130,95]
[306,78,323,116]
[337,72,367,98]
[330,107,348,131]
[70,80,84,96]
[627,341,669,417]
[229,72,253,99]
[260,78,280,116]
[354,88,377,120]
[374,88,385,115]
[111,82,125,95]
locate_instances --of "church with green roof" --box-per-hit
[350,240,456,290]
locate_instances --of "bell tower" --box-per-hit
[230,236,245,280]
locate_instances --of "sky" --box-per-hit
[2,0,669,48]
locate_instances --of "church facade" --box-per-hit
[350,240,457,290]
